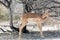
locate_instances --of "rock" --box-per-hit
[0,29,4,33]
[0,26,12,33]
[5,27,12,32]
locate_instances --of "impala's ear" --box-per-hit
[45,10,49,14]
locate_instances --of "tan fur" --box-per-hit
[19,10,49,38]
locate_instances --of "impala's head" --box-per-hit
[42,10,49,20]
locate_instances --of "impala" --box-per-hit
[19,10,49,38]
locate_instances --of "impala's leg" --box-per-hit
[39,24,44,38]
[36,22,44,38]
[19,19,27,37]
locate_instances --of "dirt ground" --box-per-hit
[0,31,60,40]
